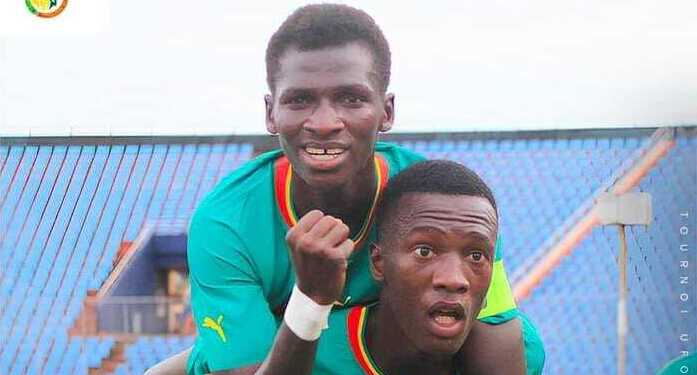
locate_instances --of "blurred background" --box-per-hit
[0,1,696,374]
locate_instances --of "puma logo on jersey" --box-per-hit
[203,315,226,343]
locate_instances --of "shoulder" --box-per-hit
[375,141,426,178]
[193,149,283,224]
[188,149,284,262]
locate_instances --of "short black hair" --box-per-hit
[266,3,391,94]
[376,160,498,237]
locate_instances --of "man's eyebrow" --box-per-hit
[406,226,494,244]
[457,231,494,246]
[278,87,312,97]
[405,225,448,236]
[333,84,374,93]
[280,84,374,96]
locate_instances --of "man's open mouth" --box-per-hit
[428,302,465,328]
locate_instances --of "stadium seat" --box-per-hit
[0,140,253,373]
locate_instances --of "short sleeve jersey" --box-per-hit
[187,142,518,374]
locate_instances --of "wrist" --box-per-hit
[284,284,333,341]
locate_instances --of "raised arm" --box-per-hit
[213,210,355,375]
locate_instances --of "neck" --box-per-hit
[367,304,455,375]
[292,158,377,237]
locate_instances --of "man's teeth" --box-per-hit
[305,147,325,155]
[312,154,337,160]
[434,315,457,325]
[304,147,345,155]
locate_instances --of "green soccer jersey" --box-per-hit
[312,305,544,375]
[186,142,536,374]
[314,304,456,375]
[315,304,543,375]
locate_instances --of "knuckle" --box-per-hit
[296,236,314,252]
[307,210,323,222]
[319,216,335,226]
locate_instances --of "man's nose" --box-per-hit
[303,99,344,137]
[433,255,470,294]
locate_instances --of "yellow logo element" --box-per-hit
[203,315,226,343]
[25,0,68,18]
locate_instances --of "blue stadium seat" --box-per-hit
[0,139,256,374]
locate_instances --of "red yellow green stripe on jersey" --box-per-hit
[346,305,465,375]
[347,305,383,375]
[273,154,389,246]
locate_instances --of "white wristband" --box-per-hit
[283,284,333,341]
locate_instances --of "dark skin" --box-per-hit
[146,42,525,375]
[212,41,391,375]
[265,42,393,239]
[368,193,499,375]
[220,194,521,375]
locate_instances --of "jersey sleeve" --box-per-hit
[187,207,278,373]
[476,234,518,322]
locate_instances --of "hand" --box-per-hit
[285,210,355,305]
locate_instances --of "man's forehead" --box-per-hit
[275,43,378,90]
[387,193,498,238]
[396,193,496,216]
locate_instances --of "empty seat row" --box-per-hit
[0,141,252,374]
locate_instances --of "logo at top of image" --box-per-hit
[25,0,68,18]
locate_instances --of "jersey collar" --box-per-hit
[273,154,389,246]
[348,305,384,375]
[348,305,461,375]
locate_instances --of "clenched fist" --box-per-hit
[285,210,355,305]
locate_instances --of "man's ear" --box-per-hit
[370,242,385,282]
[379,93,394,133]
[265,94,278,135]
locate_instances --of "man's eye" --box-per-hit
[413,246,434,258]
[289,96,309,105]
[339,94,365,105]
[283,94,312,107]
[469,251,484,262]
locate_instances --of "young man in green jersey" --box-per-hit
[245,160,528,375]
[146,3,544,375]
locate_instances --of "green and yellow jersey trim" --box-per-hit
[347,305,383,375]
[347,305,463,375]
